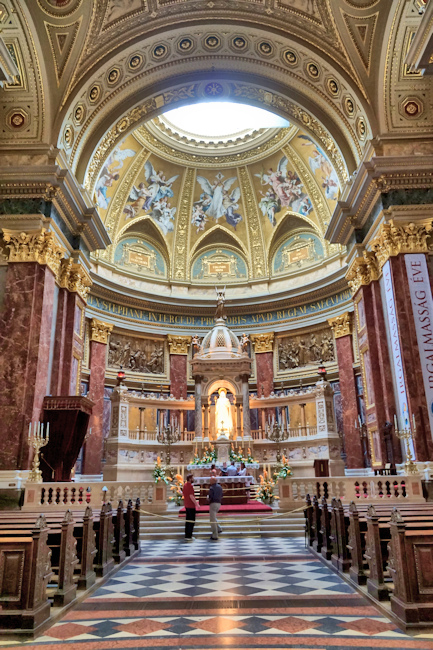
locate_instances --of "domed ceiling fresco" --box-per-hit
[91,109,344,296]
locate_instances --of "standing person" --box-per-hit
[183,474,199,541]
[208,476,223,541]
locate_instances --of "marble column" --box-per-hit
[194,375,203,438]
[0,227,65,472]
[241,374,251,437]
[329,312,364,469]
[81,319,113,477]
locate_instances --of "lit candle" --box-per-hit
[28,422,32,439]
[412,414,416,432]
[394,414,398,431]
[46,422,49,439]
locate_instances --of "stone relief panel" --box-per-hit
[108,332,165,374]
[277,327,335,371]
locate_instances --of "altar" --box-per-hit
[194,475,255,505]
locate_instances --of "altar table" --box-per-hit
[194,476,254,505]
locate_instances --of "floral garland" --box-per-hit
[256,470,279,504]
[169,473,184,506]
[153,456,172,485]
[274,455,292,479]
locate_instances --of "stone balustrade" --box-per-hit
[252,426,317,440]
[127,428,195,442]
[277,475,424,508]
[23,481,167,512]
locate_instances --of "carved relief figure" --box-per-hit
[278,328,335,370]
[108,333,165,374]
[255,156,312,225]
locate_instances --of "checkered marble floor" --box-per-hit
[139,535,307,558]
[7,538,433,649]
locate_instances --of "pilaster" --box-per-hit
[168,335,191,400]
[251,332,274,398]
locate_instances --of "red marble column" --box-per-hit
[332,329,364,468]
[0,262,56,470]
[50,287,68,396]
[60,292,85,396]
[388,255,433,461]
[354,283,394,467]
[170,355,188,399]
[255,352,274,397]
[81,338,108,476]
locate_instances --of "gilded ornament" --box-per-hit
[346,250,379,295]
[2,228,65,276]
[173,168,195,281]
[128,53,144,71]
[328,312,352,339]
[59,258,92,302]
[238,166,266,278]
[283,49,298,65]
[90,318,113,344]
[250,332,274,353]
[370,220,431,270]
[344,96,355,116]
[167,334,192,355]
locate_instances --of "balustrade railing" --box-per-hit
[127,428,195,442]
[251,426,317,440]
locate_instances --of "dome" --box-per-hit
[200,318,242,359]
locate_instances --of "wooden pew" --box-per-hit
[133,497,140,551]
[124,499,136,557]
[311,496,322,553]
[94,502,115,577]
[0,515,52,633]
[320,497,332,560]
[113,500,126,564]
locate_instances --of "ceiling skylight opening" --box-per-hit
[162,102,290,138]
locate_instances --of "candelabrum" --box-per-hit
[394,414,418,475]
[265,419,289,463]
[156,419,181,468]
[28,421,49,483]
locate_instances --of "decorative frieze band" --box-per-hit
[250,332,274,353]
[328,312,353,339]
[90,318,113,344]
[167,335,191,355]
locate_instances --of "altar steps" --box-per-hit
[140,512,305,539]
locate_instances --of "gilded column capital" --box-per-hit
[346,251,379,295]
[2,228,65,276]
[167,334,191,355]
[370,220,431,270]
[328,312,353,339]
[90,318,113,344]
[250,332,274,353]
[59,258,93,302]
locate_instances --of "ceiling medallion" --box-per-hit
[258,41,273,56]
[37,0,82,17]
[177,38,194,53]
[204,82,224,97]
[128,53,144,71]
[356,117,366,140]
[107,67,121,86]
[88,84,101,104]
[327,78,339,96]
[283,50,298,65]
[401,97,423,119]
[204,35,221,50]
[73,103,85,125]
[344,96,355,117]
[64,125,74,148]
[307,62,320,79]
[232,36,247,51]
[7,109,27,129]
[152,44,168,60]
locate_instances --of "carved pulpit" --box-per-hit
[40,396,94,481]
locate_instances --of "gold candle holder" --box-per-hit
[28,421,49,483]
[394,414,418,475]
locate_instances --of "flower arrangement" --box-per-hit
[190,445,218,466]
[230,444,243,462]
[191,447,201,465]
[153,456,171,484]
[245,447,257,464]
[169,473,184,506]
[256,470,279,504]
[274,455,292,480]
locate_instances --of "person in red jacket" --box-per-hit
[182,474,200,541]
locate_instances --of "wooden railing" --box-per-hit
[23,481,167,511]
[278,475,424,506]
[251,425,317,440]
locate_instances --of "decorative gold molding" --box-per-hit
[328,312,352,339]
[250,332,274,353]
[238,166,266,278]
[346,250,379,295]
[167,334,191,355]
[89,318,113,344]
[173,167,195,282]
[370,220,431,270]
[59,258,93,302]
[1,228,65,276]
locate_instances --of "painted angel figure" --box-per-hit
[222,185,242,229]
[298,134,339,200]
[123,182,152,219]
[196,173,239,222]
[95,145,136,209]
[258,189,280,226]
[145,160,179,205]
[149,198,176,235]
[191,203,208,233]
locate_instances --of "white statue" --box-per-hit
[215,388,233,437]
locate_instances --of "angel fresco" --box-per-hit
[193,173,243,230]
[95,145,136,210]
[298,135,339,200]
[123,160,179,233]
[255,157,312,225]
